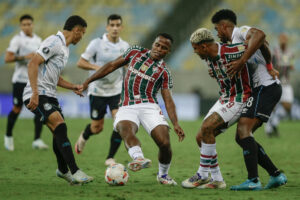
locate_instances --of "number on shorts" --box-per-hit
[246,97,254,107]
[226,101,235,108]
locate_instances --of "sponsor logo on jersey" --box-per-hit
[43,103,52,111]
[42,47,50,54]
[237,45,245,51]
[128,66,155,82]
[140,64,148,71]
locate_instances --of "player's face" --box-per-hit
[214,22,229,43]
[72,26,86,45]
[106,19,122,39]
[150,36,172,60]
[20,19,33,36]
[191,43,207,60]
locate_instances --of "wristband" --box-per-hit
[266,63,273,71]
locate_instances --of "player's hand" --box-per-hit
[173,123,185,142]
[267,68,279,80]
[208,68,215,79]
[73,84,84,97]
[27,92,39,111]
[226,58,245,78]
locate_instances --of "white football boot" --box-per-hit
[72,170,94,184]
[56,169,73,184]
[157,174,177,185]
[181,173,211,188]
[105,158,116,166]
[32,139,49,149]
[128,158,152,172]
[75,132,86,154]
[4,135,14,151]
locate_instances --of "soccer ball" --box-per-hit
[105,163,129,186]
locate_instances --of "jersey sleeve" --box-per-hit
[36,36,60,61]
[81,39,98,61]
[161,67,173,90]
[6,35,20,53]
[122,45,144,62]
[238,26,251,41]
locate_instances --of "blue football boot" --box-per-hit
[264,173,287,189]
[230,178,262,191]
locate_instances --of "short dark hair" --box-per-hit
[107,14,122,25]
[156,33,174,44]
[211,9,237,25]
[63,15,87,31]
[20,14,33,22]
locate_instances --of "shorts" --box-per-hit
[280,84,293,103]
[24,95,64,123]
[113,103,169,134]
[204,100,245,132]
[89,94,120,120]
[12,82,27,107]
[241,82,282,122]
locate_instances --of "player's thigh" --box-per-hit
[114,105,140,133]
[138,103,169,135]
[116,120,139,140]
[236,117,262,139]
[151,125,170,147]
[107,94,120,118]
[46,111,65,131]
[89,95,107,120]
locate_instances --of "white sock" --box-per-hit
[210,153,223,182]
[158,162,170,176]
[128,146,144,160]
[197,142,216,179]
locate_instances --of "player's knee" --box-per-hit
[12,106,22,114]
[201,123,214,138]
[158,139,170,150]
[236,119,250,139]
[91,124,103,134]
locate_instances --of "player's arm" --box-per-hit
[259,41,279,79]
[161,89,185,142]
[57,77,83,97]
[82,56,127,91]
[77,57,100,71]
[5,51,35,63]
[26,53,45,111]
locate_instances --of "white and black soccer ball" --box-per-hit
[105,163,129,186]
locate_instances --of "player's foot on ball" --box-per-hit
[72,170,94,184]
[181,173,211,188]
[128,157,151,172]
[105,158,116,166]
[56,169,73,184]
[197,180,226,189]
[230,178,262,191]
[157,174,177,185]
[264,172,287,189]
[32,138,49,150]
[75,132,86,154]
[4,135,14,151]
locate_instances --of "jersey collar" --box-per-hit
[56,31,66,46]
[103,33,121,44]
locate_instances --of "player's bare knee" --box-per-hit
[91,125,103,134]
[12,106,22,113]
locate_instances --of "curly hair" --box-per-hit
[211,9,237,25]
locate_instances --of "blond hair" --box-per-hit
[190,28,214,44]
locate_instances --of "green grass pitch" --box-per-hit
[0,117,299,200]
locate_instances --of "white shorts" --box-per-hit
[280,84,294,103]
[113,103,169,134]
[204,100,244,132]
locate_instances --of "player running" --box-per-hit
[81,33,185,185]
[23,15,93,185]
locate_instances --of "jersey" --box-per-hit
[231,26,279,88]
[23,31,69,101]
[120,46,173,106]
[272,46,294,84]
[81,33,130,97]
[7,31,42,83]
[206,43,252,103]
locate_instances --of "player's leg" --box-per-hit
[75,95,105,154]
[105,94,122,165]
[32,115,48,149]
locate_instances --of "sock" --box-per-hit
[256,142,280,176]
[82,124,93,140]
[210,153,223,181]
[158,162,170,176]
[239,137,258,180]
[53,123,79,174]
[128,146,144,160]
[34,115,43,140]
[52,137,68,174]
[106,130,122,159]
[6,111,19,137]
[197,142,216,179]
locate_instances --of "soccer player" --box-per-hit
[74,14,130,166]
[265,33,295,137]
[23,15,93,184]
[211,9,287,190]
[80,33,185,185]
[181,28,252,189]
[4,14,48,151]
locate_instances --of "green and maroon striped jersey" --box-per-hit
[206,43,252,103]
[119,45,173,106]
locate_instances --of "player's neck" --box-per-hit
[63,31,72,46]
[211,43,219,61]
[107,34,119,43]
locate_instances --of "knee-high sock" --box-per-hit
[34,115,43,140]
[52,137,68,174]
[106,130,122,159]
[239,137,258,180]
[6,111,19,137]
[53,123,79,174]
[256,142,280,176]
[82,124,93,140]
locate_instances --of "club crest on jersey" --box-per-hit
[140,64,148,71]
[42,47,50,54]
[238,45,245,51]
[43,103,52,111]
